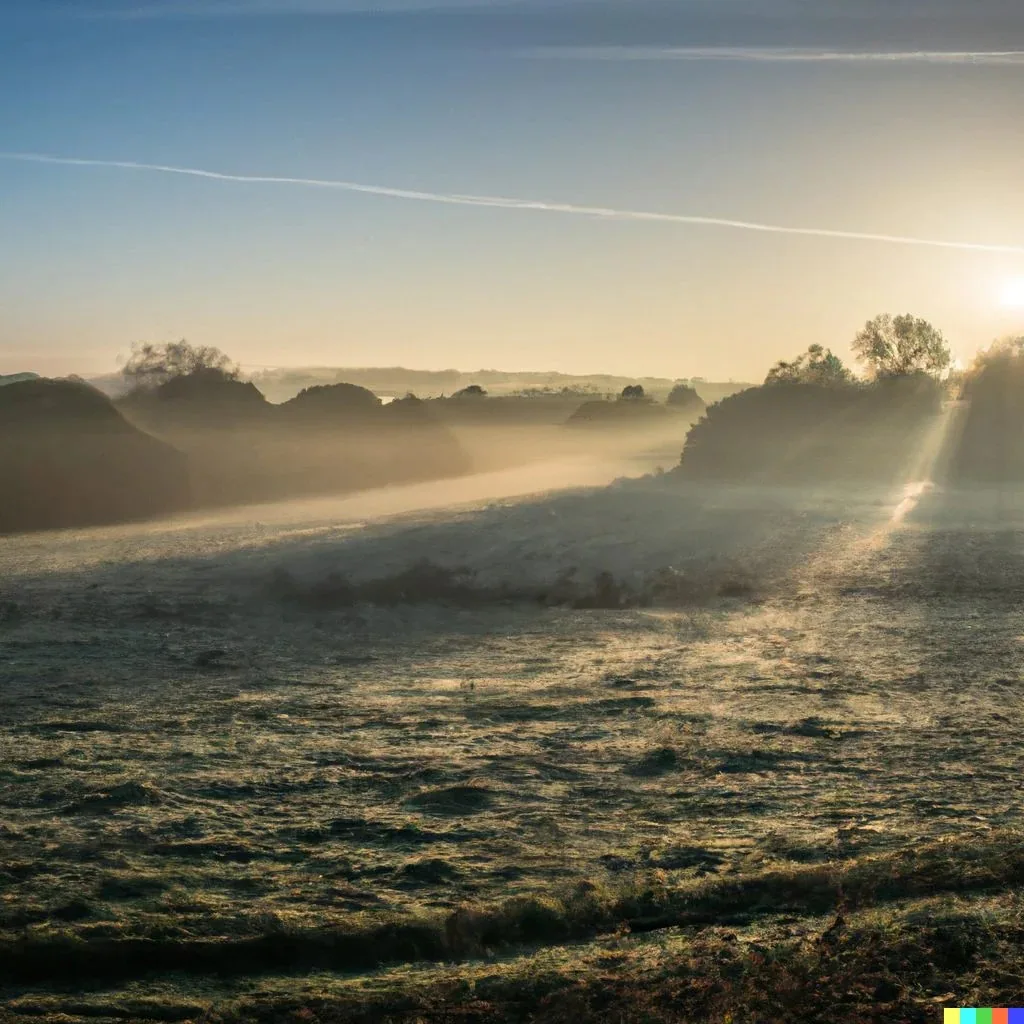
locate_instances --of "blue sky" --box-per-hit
[3,0,1024,378]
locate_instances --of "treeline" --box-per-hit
[677,315,952,484]
[423,380,706,428]
[5,314,1023,534]
[0,344,470,534]
[246,366,748,405]
[0,340,713,534]
[676,314,1024,488]
[949,337,1024,483]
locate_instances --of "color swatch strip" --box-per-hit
[944,1010,1024,1023]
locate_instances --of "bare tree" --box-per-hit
[122,341,239,390]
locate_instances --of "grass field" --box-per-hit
[2,462,1024,1022]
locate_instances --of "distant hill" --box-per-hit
[0,372,40,387]
[84,373,130,398]
[248,366,751,406]
[0,378,190,534]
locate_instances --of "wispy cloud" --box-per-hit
[3,151,1023,255]
[527,46,1024,65]
[76,0,501,19]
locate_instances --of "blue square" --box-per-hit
[1008,1010,1024,1024]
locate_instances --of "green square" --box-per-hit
[977,1011,993,1024]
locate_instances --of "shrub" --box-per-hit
[948,337,1024,482]
[765,344,852,385]
[677,375,943,484]
[665,382,706,414]
[0,378,191,534]
[279,382,382,423]
[566,400,672,428]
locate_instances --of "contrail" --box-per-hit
[528,46,1024,65]
[3,151,1023,255]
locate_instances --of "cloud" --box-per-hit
[526,46,1024,65]
[3,151,1023,255]
[76,0,505,18]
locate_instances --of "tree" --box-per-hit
[851,314,951,378]
[619,384,646,401]
[971,335,1024,371]
[122,340,239,390]
[765,344,852,386]
[666,382,702,407]
[452,384,487,399]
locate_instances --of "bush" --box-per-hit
[118,376,469,510]
[677,375,943,484]
[665,382,706,415]
[279,382,382,424]
[0,379,191,533]
[765,344,852,385]
[566,400,672,428]
[948,337,1024,482]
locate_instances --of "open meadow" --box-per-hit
[3,438,1024,1022]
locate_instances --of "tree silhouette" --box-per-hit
[969,335,1024,372]
[666,382,702,406]
[765,344,852,386]
[852,314,951,378]
[122,340,239,390]
[619,384,646,401]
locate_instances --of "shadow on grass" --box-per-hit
[267,559,761,611]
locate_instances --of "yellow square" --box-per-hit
[945,1011,961,1024]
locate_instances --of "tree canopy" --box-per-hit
[970,335,1024,371]
[666,382,702,406]
[852,314,951,378]
[122,341,239,390]
[619,384,647,401]
[765,344,852,386]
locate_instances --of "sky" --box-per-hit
[2,0,1024,380]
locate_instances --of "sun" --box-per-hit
[1000,276,1024,308]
